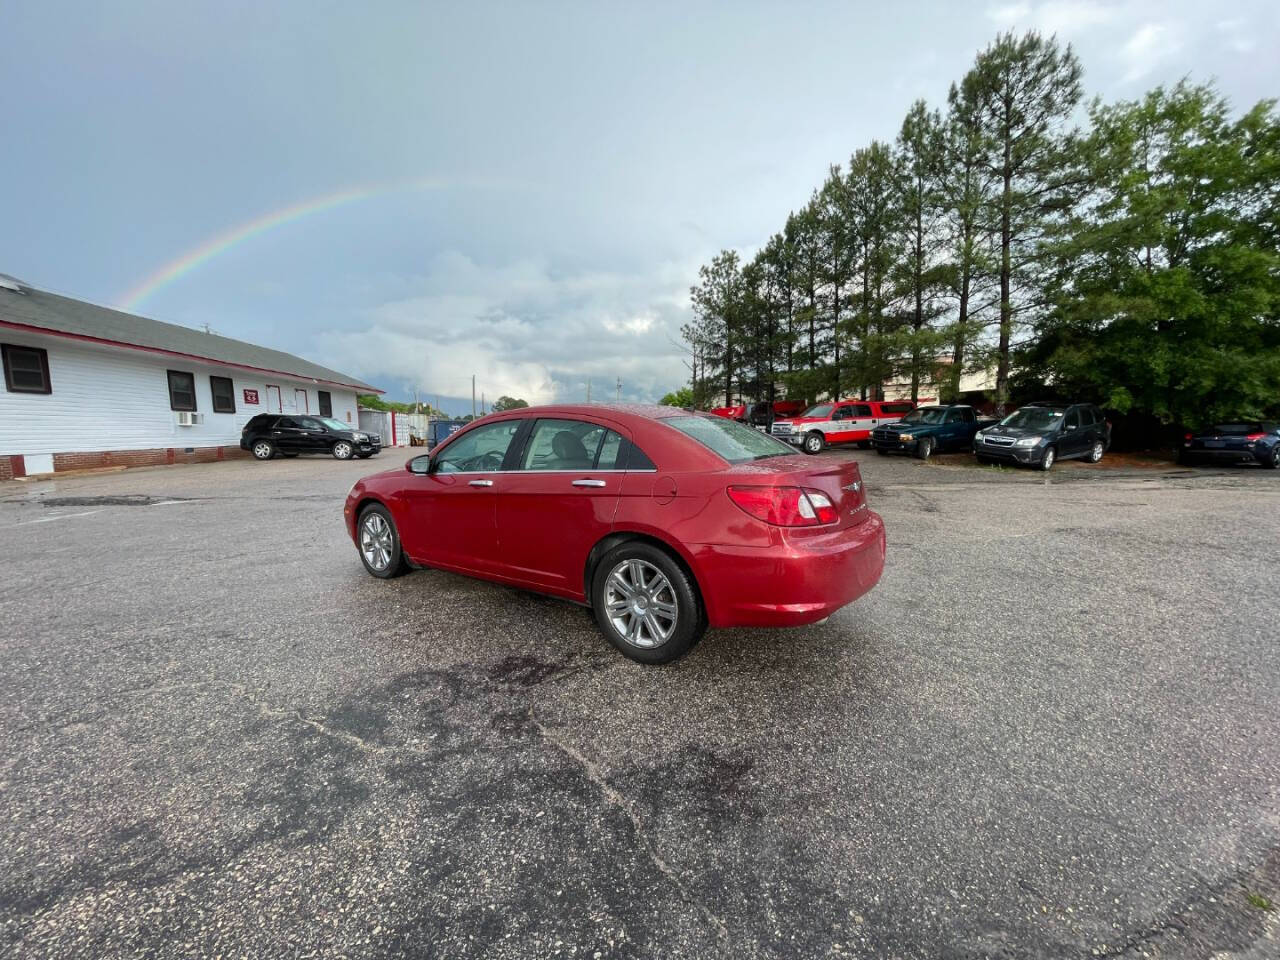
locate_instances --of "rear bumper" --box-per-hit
[1182,447,1266,464]
[690,513,886,628]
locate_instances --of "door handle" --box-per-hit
[572,479,606,487]
[469,479,494,487]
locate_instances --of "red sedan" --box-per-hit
[344,404,886,664]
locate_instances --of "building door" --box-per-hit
[294,388,309,413]
[265,385,282,412]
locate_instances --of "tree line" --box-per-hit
[682,31,1280,428]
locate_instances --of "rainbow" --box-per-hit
[118,175,468,310]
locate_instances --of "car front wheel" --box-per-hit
[1039,446,1056,471]
[333,440,354,460]
[591,543,704,665]
[358,505,409,578]
[916,437,934,461]
[1266,445,1280,470]
[251,440,275,460]
[803,431,825,455]
[1089,440,1105,463]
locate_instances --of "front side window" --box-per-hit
[295,417,324,431]
[434,419,521,473]
[664,415,793,464]
[167,370,196,411]
[520,419,607,470]
[210,375,235,413]
[319,417,348,432]
[318,390,333,417]
[2,344,51,394]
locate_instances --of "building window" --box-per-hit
[2,343,52,394]
[210,375,236,413]
[167,370,197,411]
[318,390,332,417]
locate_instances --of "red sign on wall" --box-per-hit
[243,389,260,405]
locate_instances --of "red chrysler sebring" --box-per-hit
[343,404,886,664]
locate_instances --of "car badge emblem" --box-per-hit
[843,481,861,493]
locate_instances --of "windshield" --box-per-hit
[800,404,832,419]
[1000,407,1064,431]
[320,418,350,432]
[664,415,795,463]
[899,407,946,425]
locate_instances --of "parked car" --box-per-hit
[870,404,996,459]
[972,402,1110,471]
[423,418,467,451]
[241,414,381,461]
[343,404,886,664]
[709,403,748,422]
[747,400,807,429]
[1179,421,1280,468]
[771,399,917,454]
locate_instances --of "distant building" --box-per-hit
[0,274,380,478]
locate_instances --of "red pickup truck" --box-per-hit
[709,400,807,424]
[770,399,919,454]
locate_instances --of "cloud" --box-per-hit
[1121,22,1184,83]
[986,1,1117,35]
[1215,17,1256,55]
[312,252,696,407]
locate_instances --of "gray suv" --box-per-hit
[973,403,1111,471]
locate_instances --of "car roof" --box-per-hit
[489,402,687,421]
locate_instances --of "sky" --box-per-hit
[3,1,1278,413]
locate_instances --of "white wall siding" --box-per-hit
[0,330,363,456]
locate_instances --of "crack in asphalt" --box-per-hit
[527,709,732,951]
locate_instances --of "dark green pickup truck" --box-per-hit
[869,405,995,460]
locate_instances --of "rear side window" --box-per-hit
[1078,406,1096,425]
[623,441,656,470]
[597,430,625,469]
[851,404,872,418]
[664,415,793,464]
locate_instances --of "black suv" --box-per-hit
[241,414,381,461]
[973,402,1111,471]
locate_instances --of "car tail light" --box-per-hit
[1246,432,1265,442]
[727,485,838,527]
[1183,431,1193,445]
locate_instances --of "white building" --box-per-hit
[0,274,381,479]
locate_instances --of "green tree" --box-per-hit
[1033,82,1280,426]
[892,100,950,401]
[845,141,900,400]
[961,31,1083,411]
[491,396,528,412]
[687,250,746,406]
[658,386,695,407]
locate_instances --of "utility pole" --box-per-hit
[616,377,621,401]
[471,375,476,418]
[586,379,591,402]
[481,391,485,415]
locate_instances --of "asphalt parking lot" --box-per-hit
[2,450,1278,959]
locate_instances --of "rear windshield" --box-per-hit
[1212,423,1264,434]
[664,415,794,463]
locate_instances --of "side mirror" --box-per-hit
[1066,423,1077,431]
[407,454,432,475]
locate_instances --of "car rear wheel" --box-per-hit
[1039,446,1056,471]
[1089,440,1105,463]
[333,440,354,460]
[803,431,825,455]
[591,543,704,665]
[916,437,934,461]
[251,440,275,460]
[358,505,409,579]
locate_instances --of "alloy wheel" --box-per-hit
[1041,447,1055,471]
[1090,441,1104,463]
[360,513,393,571]
[805,433,822,454]
[604,558,678,649]
[253,441,272,459]
[334,441,353,459]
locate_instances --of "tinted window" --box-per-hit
[624,440,656,470]
[943,409,960,423]
[296,417,324,431]
[851,404,872,418]
[210,375,235,413]
[959,407,976,422]
[2,343,52,394]
[520,419,606,470]
[880,402,914,414]
[664,415,793,464]
[1065,409,1081,429]
[1001,407,1064,431]
[167,370,196,411]
[1078,406,1096,425]
[434,420,521,473]
[835,406,855,420]
[276,417,298,428]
